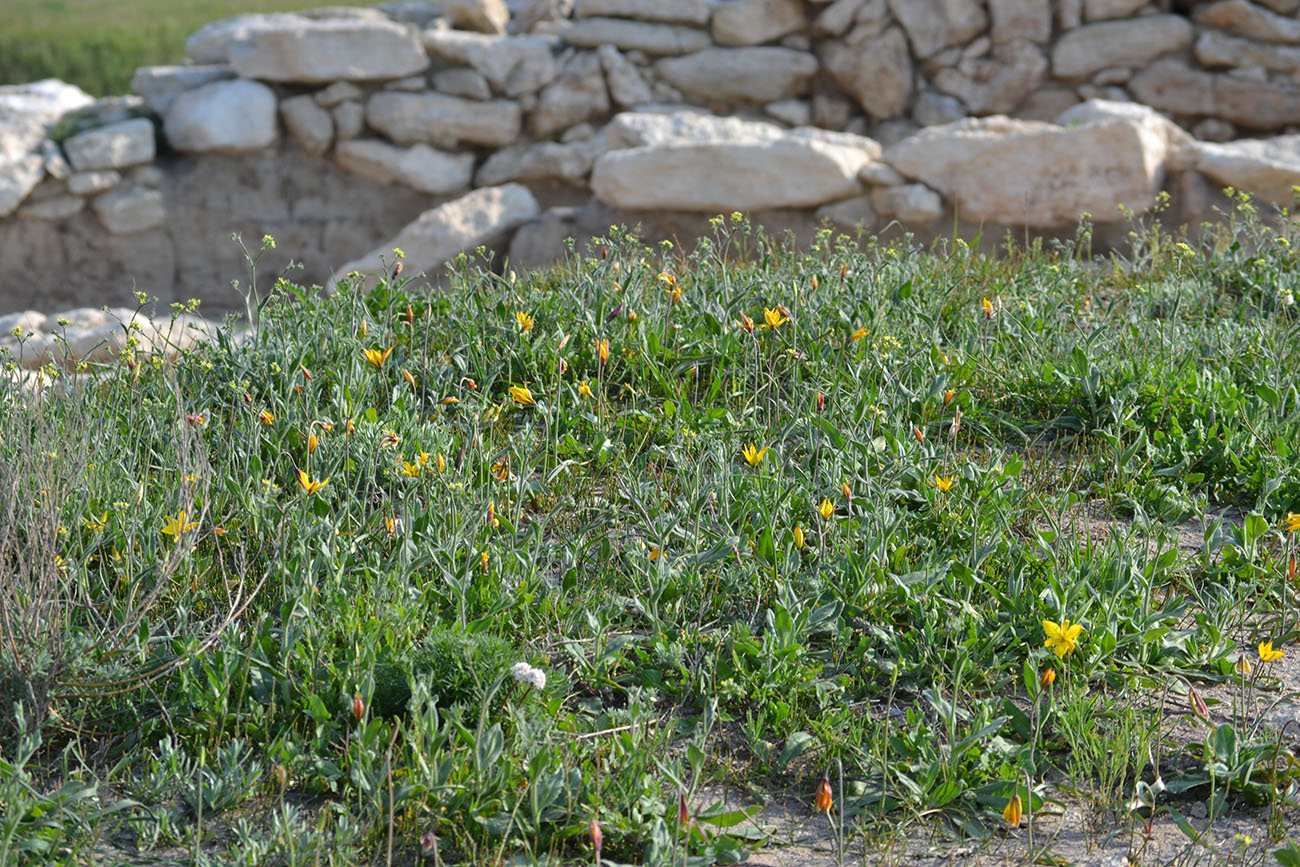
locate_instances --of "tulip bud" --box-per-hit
[816,392,826,414]
[913,425,925,444]
[589,817,603,855]
[352,692,365,723]
[1003,794,1022,827]
[1189,685,1208,718]
[793,524,805,550]
[275,764,288,789]
[678,790,690,825]
[1040,668,1056,689]
[815,776,833,813]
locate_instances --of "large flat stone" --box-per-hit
[712,0,806,46]
[163,79,278,153]
[1191,135,1300,203]
[335,139,475,194]
[883,114,1170,226]
[366,91,522,148]
[574,0,712,24]
[1129,57,1300,131]
[591,113,875,210]
[475,136,608,185]
[92,185,166,234]
[227,18,429,82]
[557,18,713,55]
[62,117,155,172]
[1052,15,1194,79]
[421,30,559,96]
[1195,0,1300,43]
[654,47,818,104]
[331,183,540,289]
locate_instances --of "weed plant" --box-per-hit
[1,203,1300,864]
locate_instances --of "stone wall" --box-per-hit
[4,0,1300,313]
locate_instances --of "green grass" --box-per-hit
[1,198,1300,864]
[1,1,379,96]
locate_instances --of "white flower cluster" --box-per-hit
[510,661,546,690]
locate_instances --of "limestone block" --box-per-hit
[164,80,278,153]
[1083,0,1147,19]
[712,0,806,47]
[816,193,878,229]
[989,0,1051,44]
[67,170,122,195]
[558,18,713,55]
[599,45,654,107]
[1130,57,1300,131]
[366,91,522,147]
[655,47,819,104]
[1195,30,1300,72]
[820,27,913,119]
[331,183,540,289]
[886,0,987,59]
[0,154,46,218]
[92,185,166,234]
[227,19,429,82]
[765,98,813,126]
[62,118,155,172]
[475,135,608,185]
[591,113,876,210]
[280,95,334,155]
[934,39,1048,115]
[1191,135,1300,203]
[335,139,475,194]
[421,30,559,96]
[444,0,510,34]
[530,52,610,138]
[333,101,365,140]
[315,81,364,107]
[130,64,236,114]
[433,68,493,100]
[574,0,712,24]
[884,114,1171,226]
[1052,15,1194,80]
[185,13,306,64]
[1195,0,1300,43]
[872,183,944,222]
[18,195,85,220]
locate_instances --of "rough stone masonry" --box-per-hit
[6,0,1300,356]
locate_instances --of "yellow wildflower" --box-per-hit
[578,381,593,398]
[762,307,788,329]
[362,346,394,369]
[818,499,834,521]
[161,511,198,539]
[1043,619,1083,658]
[297,469,328,495]
[849,326,868,343]
[929,474,956,493]
[516,311,534,332]
[509,385,535,406]
[1260,641,1285,662]
[741,442,767,468]
[1003,795,1021,828]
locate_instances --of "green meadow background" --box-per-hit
[1,1,379,95]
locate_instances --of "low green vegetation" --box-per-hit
[2,200,1300,864]
[1,1,378,96]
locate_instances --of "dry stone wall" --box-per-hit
[6,0,1300,318]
